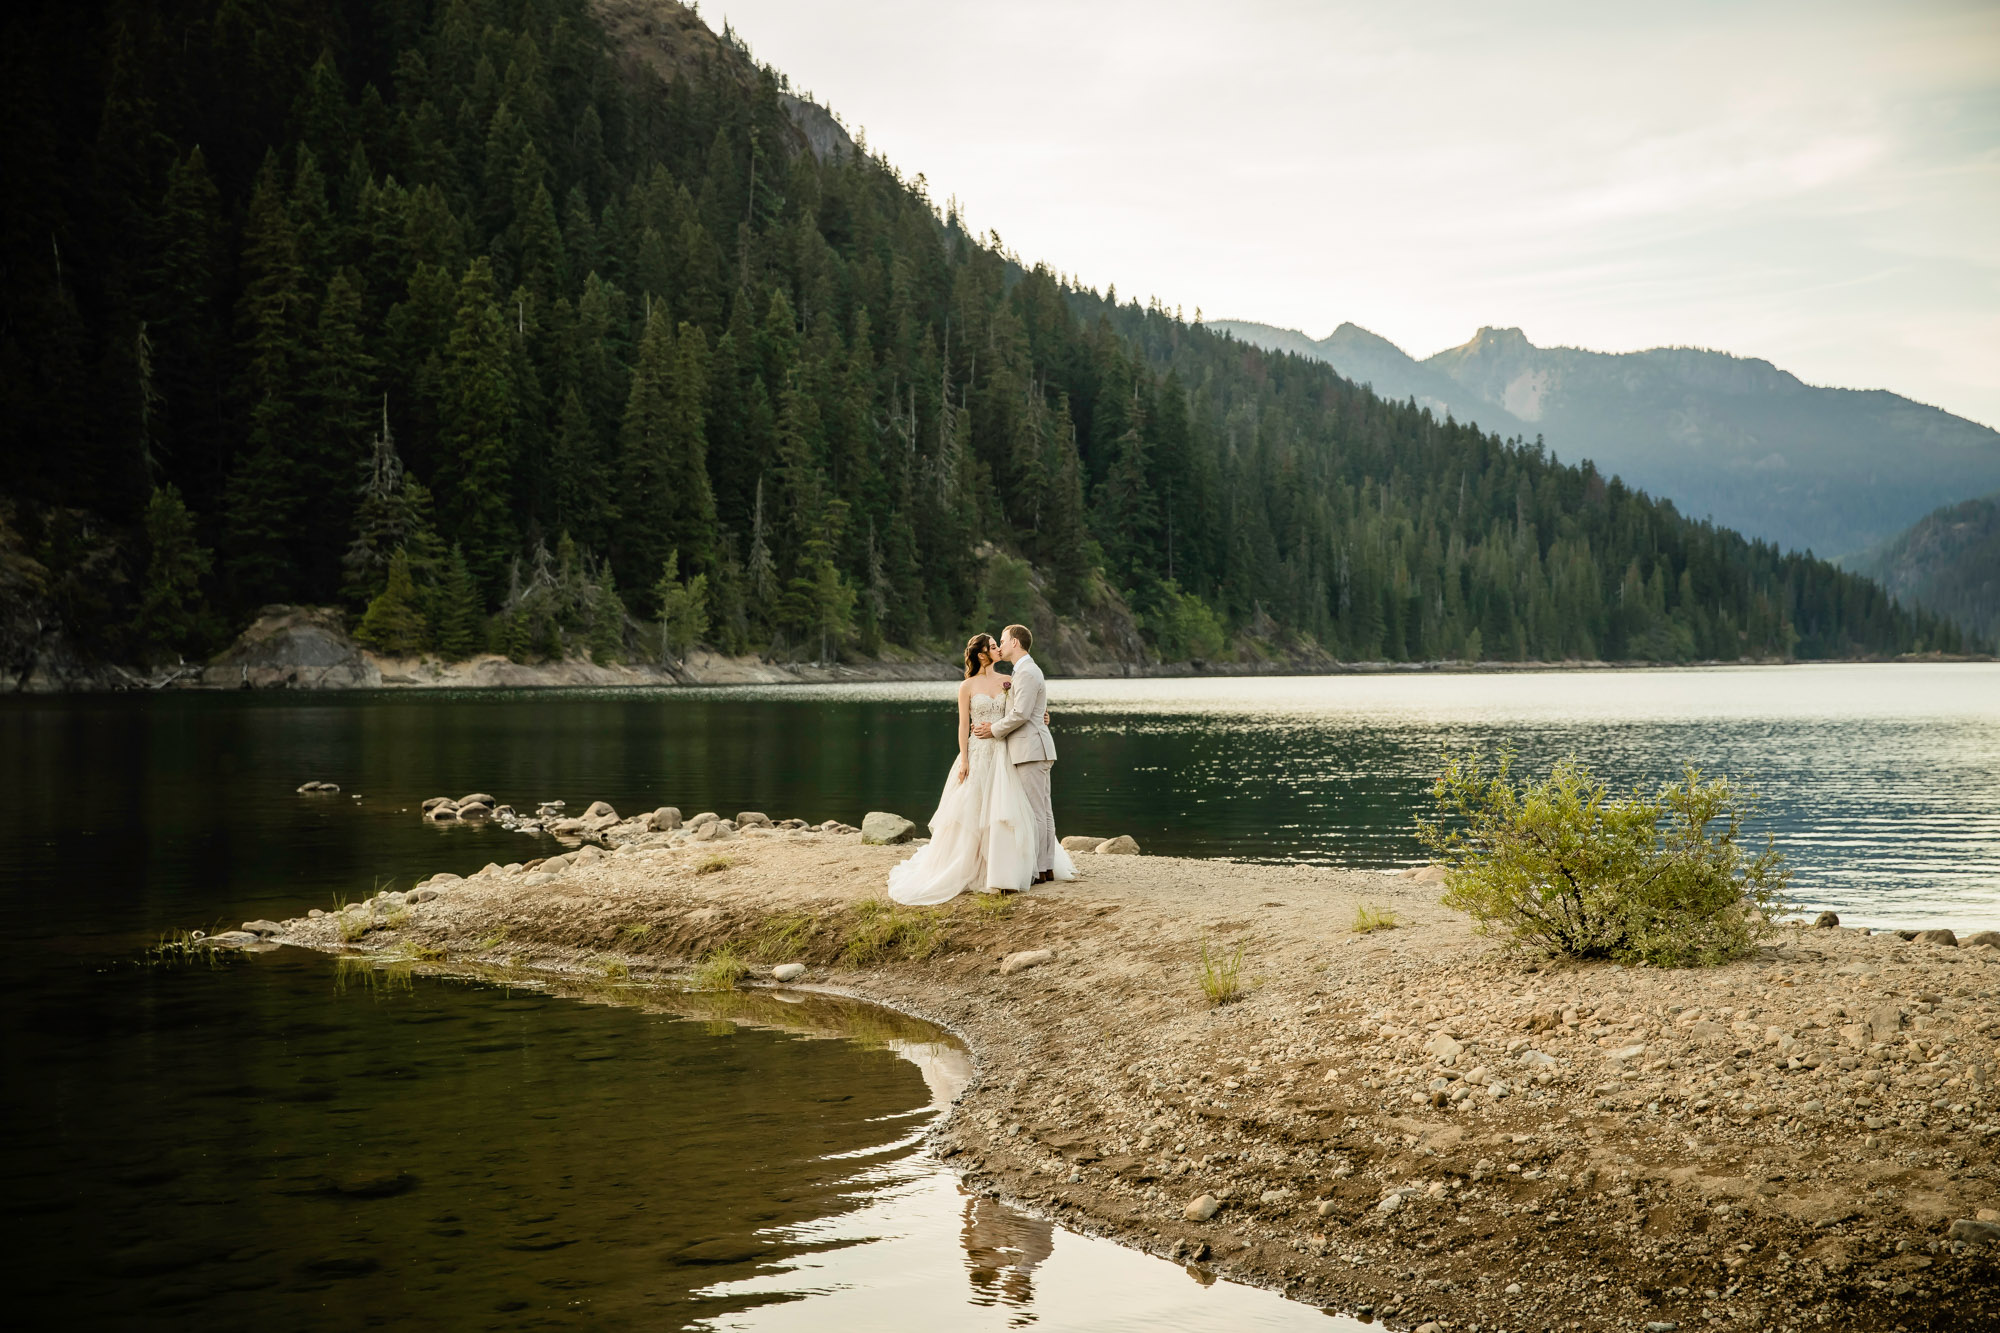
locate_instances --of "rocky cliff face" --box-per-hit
[1214,320,2000,559]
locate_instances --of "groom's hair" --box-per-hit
[1003,623,1032,651]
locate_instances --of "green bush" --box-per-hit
[1418,750,1788,968]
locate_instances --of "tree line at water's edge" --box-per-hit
[1,0,1979,680]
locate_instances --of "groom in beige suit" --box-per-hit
[974,623,1058,884]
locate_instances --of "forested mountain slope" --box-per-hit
[1845,496,2000,647]
[1214,319,2000,562]
[0,0,1974,685]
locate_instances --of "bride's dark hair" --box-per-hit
[963,633,996,679]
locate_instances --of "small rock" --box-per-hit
[241,919,284,937]
[307,908,325,918]
[771,963,807,982]
[1410,863,1447,883]
[1915,928,1958,948]
[1948,1219,2000,1244]
[417,872,462,888]
[421,796,454,812]
[1416,1323,1444,1333]
[1423,1032,1463,1062]
[552,818,587,834]
[1867,1004,1904,1044]
[690,811,719,827]
[574,844,604,864]
[1094,835,1140,855]
[1376,1194,1403,1213]
[1316,1199,1338,1216]
[1965,930,2000,949]
[1813,911,1840,928]
[1060,834,1105,852]
[735,811,772,829]
[1184,1194,1221,1221]
[407,887,440,904]
[1505,1282,1522,1294]
[583,801,617,820]
[1645,1324,1681,1333]
[648,806,683,831]
[296,780,340,793]
[1000,949,1055,975]
[426,805,458,822]
[1259,1188,1293,1205]
[457,801,492,818]
[1607,1044,1647,1063]
[862,811,918,845]
[458,792,495,807]
[206,931,259,948]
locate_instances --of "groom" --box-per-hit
[974,624,1058,885]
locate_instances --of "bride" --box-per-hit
[888,633,1076,905]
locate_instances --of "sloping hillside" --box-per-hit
[1215,320,2000,559]
[1845,496,2000,646]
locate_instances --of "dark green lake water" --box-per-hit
[3,663,1994,1327]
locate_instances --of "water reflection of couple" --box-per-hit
[959,1193,1054,1309]
[888,624,1076,904]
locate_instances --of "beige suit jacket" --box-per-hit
[990,654,1056,765]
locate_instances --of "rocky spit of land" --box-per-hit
[238,815,2000,1331]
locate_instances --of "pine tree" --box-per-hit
[134,485,215,661]
[589,562,627,664]
[355,547,429,656]
[434,258,517,592]
[654,550,709,666]
[433,544,485,659]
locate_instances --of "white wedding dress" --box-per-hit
[888,691,1076,905]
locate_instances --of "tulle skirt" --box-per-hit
[887,740,1075,905]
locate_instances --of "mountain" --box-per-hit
[1844,495,2000,646]
[1211,320,2000,560]
[0,0,1970,686]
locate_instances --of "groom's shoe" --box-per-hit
[1033,870,1055,885]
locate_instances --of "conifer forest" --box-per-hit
[0,0,1975,674]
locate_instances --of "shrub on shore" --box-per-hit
[1419,750,1788,967]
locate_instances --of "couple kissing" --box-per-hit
[887,624,1076,904]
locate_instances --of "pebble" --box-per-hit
[1505,1282,1522,1294]
[1184,1193,1221,1221]
[1948,1219,2000,1244]
[772,963,806,982]
[1316,1199,1339,1216]
[1645,1323,1681,1332]
[1376,1194,1403,1213]
[307,908,324,918]
[999,949,1055,975]
[407,887,441,904]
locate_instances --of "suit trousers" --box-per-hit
[1016,760,1056,875]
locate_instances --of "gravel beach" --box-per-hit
[260,813,2000,1331]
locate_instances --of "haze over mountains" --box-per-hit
[1212,320,2000,561]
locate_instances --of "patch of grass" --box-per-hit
[601,958,631,981]
[473,928,510,951]
[843,899,945,967]
[618,922,654,943]
[696,855,733,875]
[385,906,413,931]
[753,912,820,961]
[964,892,1015,919]
[689,946,749,990]
[146,928,238,969]
[336,904,375,943]
[1351,903,1399,934]
[1198,937,1246,1007]
[383,939,447,964]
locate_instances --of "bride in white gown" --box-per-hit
[888,633,1077,905]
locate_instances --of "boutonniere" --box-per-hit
[1001,678,1012,692]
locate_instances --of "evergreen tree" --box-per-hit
[355,547,429,655]
[434,258,517,591]
[134,485,215,661]
[433,544,485,659]
[654,550,710,666]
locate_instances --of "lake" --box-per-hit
[3,662,1994,1326]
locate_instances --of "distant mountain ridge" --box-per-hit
[1844,495,2000,647]
[1211,320,2000,559]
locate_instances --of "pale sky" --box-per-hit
[710,0,2000,428]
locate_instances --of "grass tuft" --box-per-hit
[1351,902,1399,934]
[473,928,509,951]
[696,855,733,875]
[1198,937,1246,1007]
[964,892,1015,919]
[753,912,819,961]
[619,922,654,943]
[336,904,374,943]
[601,958,631,981]
[689,946,749,990]
[843,899,944,967]
[385,906,412,931]
[146,928,238,969]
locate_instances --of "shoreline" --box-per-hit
[13,648,1990,696]
[245,819,2000,1331]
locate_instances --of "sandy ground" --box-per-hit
[257,822,2000,1331]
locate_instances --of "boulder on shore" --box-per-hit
[861,811,917,845]
[458,792,495,807]
[735,811,773,828]
[1813,910,1840,928]
[1965,930,2000,950]
[1060,835,1105,853]
[1000,949,1054,975]
[583,801,618,820]
[771,963,807,982]
[1915,928,1959,948]
[1094,835,1140,855]
[650,806,683,831]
